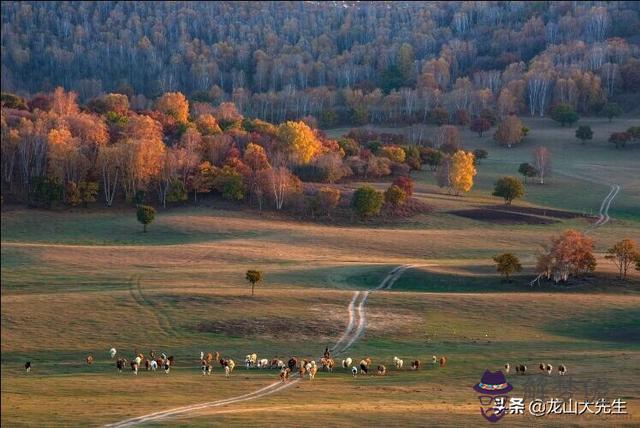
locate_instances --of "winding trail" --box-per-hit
[105,264,414,428]
[529,183,621,286]
[588,184,620,230]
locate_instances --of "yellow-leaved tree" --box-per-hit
[449,150,477,195]
[276,121,322,165]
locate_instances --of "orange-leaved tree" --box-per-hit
[605,239,639,280]
[537,229,596,284]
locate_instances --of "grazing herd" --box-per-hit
[506,362,568,376]
[107,349,175,375]
[21,348,569,383]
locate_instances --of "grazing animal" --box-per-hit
[275,359,285,369]
[245,353,258,368]
[545,364,553,375]
[200,351,204,361]
[144,359,150,371]
[377,365,387,375]
[219,358,235,375]
[342,358,353,368]
[25,361,31,373]
[515,364,527,375]
[161,353,167,360]
[150,360,157,371]
[167,356,175,366]
[287,357,298,371]
[109,348,117,359]
[214,352,220,362]
[298,365,306,378]
[86,354,94,365]
[201,360,212,375]
[539,363,546,372]
[156,357,165,368]
[558,364,567,376]
[205,353,213,363]
[351,366,358,377]
[411,360,421,370]
[134,356,142,366]
[321,357,335,372]
[393,356,403,369]
[164,361,170,374]
[504,363,510,374]
[116,358,126,372]
[432,355,437,365]
[309,365,318,380]
[359,359,369,375]
[439,356,448,368]
[257,358,269,368]
[131,360,138,375]
[279,367,291,382]
[149,350,156,359]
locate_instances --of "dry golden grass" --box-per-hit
[2,120,639,426]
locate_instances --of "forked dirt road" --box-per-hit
[105,264,415,428]
[589,184,621,230]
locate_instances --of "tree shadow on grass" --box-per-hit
[542,308,640,344]
[391,268,640,294]
[266,264,393,290]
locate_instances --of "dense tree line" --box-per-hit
[2,1,639,126]
[2,88,459,218]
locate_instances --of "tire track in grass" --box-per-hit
[106,265,413,427]
[128,275,179,338]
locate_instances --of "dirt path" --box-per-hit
[529,183,620,285]
[105,265,413,428]
[589,184,620,229]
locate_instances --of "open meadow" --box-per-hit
[2,117,640,427]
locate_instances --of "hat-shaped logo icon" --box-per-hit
[473,370,513,395]
[473,370,513,423]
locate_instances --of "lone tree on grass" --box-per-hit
[550,104,579,126]
[610,132,632,149]
[493,253,522,282]
[136,205,156,233]
[575,125,593,144]
[493,176,525,205]
[603,103,622,122]
[352,185,383,219]
[518,163,538,184]
[494,115,525,148]
[605,239,639,280]
[245,270,263,296]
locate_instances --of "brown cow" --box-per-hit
[86,354,94,365]
[439,356,448,368]
[280,367,291,382]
